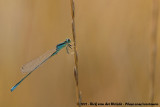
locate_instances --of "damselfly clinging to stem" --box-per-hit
[11,39,72,92]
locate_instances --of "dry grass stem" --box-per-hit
[150,0,159,104]
[70,0,82,106]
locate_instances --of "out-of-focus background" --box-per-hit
[0,0,160,107]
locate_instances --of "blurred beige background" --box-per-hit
[0,0,160,107]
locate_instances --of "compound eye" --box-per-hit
[66,38,71,43]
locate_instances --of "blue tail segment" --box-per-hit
[11,71,33,92]
[11,80,22,92]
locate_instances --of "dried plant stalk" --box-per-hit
[150,0,159,104]
[70,0,82,106]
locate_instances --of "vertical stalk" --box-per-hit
[70,0,81,106]
[150,0,159,104]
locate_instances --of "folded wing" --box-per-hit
[21,48,56,73]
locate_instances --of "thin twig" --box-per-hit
[150,0,159,104]
[70,0,81,106]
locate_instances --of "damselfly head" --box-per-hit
[66,38,71,43]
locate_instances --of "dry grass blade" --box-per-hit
[150,0,159,104]
[70,0,82,107]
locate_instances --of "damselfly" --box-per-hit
[11,39,71,92]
